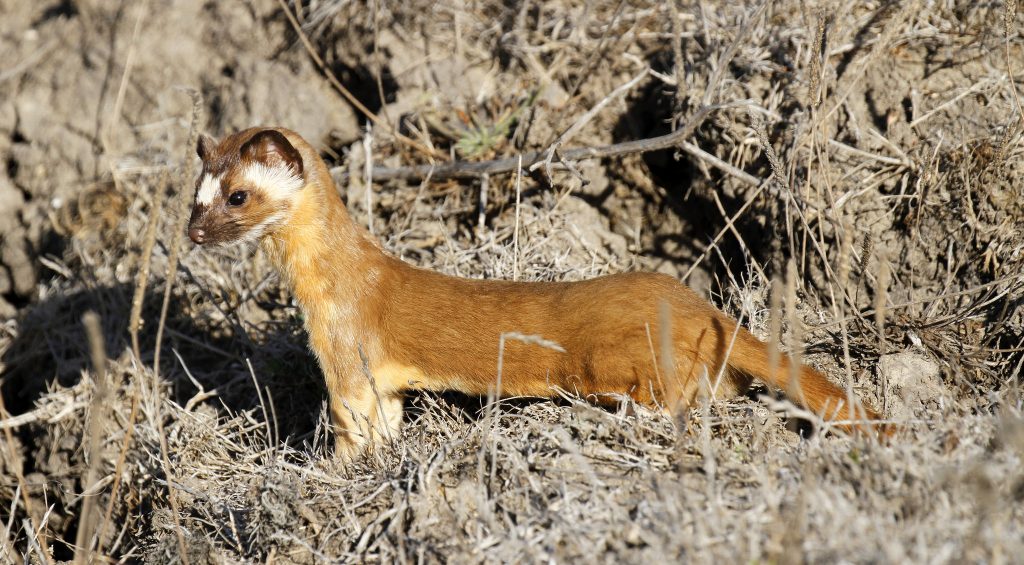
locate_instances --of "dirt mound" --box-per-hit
[0,0,358,314]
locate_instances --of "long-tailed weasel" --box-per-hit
[187,127,886,456]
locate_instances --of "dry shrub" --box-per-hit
[1,0,1023,562]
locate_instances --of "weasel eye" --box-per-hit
[227,191,248,207]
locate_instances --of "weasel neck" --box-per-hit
[263,177,384,314]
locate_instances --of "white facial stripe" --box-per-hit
[241,211,285,244]
[242,162,304,201]
[196,173,221,206]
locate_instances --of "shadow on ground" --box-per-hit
[1,282,328,444]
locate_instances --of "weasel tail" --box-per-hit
[726,325,877,424]
[187,126,888,458]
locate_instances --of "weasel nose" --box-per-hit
[188,227,206,244]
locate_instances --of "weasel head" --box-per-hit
[188,128,306,246]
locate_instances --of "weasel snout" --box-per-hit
[188,226,207,244]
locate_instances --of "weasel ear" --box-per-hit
[240,129,304,177]
[197,133,216,161]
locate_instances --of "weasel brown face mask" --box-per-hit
[188,128,305,246]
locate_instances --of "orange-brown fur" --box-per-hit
[189,127,886,457]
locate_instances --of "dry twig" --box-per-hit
[72,312,109,564]
[332,104,731,182]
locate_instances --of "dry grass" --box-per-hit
[1,0,1024,562]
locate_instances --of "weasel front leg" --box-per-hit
[323,357,405,458]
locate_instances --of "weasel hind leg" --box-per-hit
[655,352,754,416]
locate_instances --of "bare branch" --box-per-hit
[332,104,735,183]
